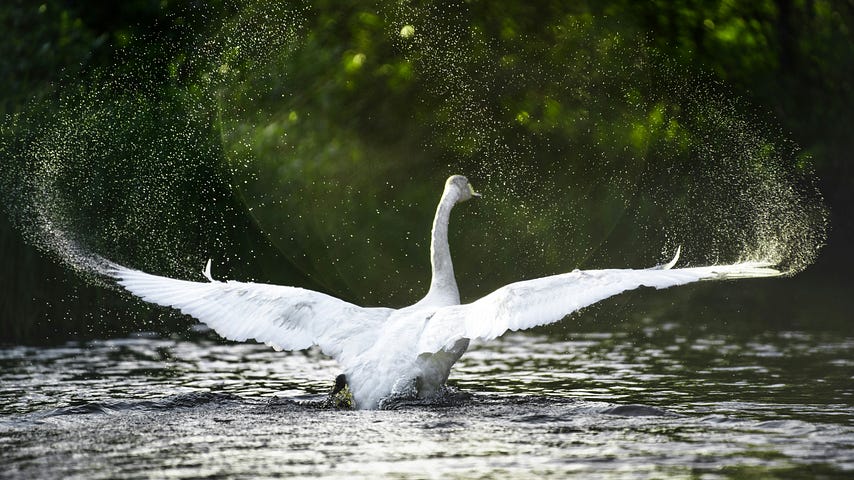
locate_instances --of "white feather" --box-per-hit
[106,175,781,409]
[202,258,214,282]
[416,260,779,354]
[107,263,391,368]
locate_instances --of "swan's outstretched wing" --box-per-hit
[417,258,780,353]
[107,261,390,364]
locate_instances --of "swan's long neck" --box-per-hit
[421,186,461,306]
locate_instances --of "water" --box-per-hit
[0,2,840,477]
[2,325,851,479]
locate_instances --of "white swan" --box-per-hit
[106,175,780,409]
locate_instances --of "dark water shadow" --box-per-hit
[3,389,677,430]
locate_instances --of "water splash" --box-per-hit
[1,84,234,286]
[0,1,827,307]
[211,2,826,301]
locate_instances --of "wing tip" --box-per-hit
[94,256,131,282]
[708,261,783,280]
[649,245,782,279]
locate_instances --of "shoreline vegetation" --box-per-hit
[1,1,850,343]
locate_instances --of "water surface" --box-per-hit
[1,324,852,479]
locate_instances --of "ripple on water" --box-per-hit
[0,330,852,478]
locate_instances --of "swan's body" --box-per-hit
[107,175,780,409]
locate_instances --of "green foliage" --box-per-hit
[0,0,846,342]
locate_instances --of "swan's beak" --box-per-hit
[468,184,482,199]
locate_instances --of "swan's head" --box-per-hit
[446,175,481,203]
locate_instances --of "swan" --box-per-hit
[106,175,780,409]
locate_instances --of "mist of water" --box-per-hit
[0,1,827,307]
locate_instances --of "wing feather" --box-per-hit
[418,260,780,353]
[107,262,390,365]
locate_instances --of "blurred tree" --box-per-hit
[0,0,847,342]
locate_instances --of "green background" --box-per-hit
[0,0,849,342]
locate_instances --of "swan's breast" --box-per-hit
[349,305,465,408]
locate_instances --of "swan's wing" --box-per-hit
[418,259,780,353]
[106,262,389,364]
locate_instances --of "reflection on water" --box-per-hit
[1,325,852,478]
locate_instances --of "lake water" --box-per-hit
[1,322,852,479]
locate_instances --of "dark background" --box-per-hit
[1,0,851,343]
